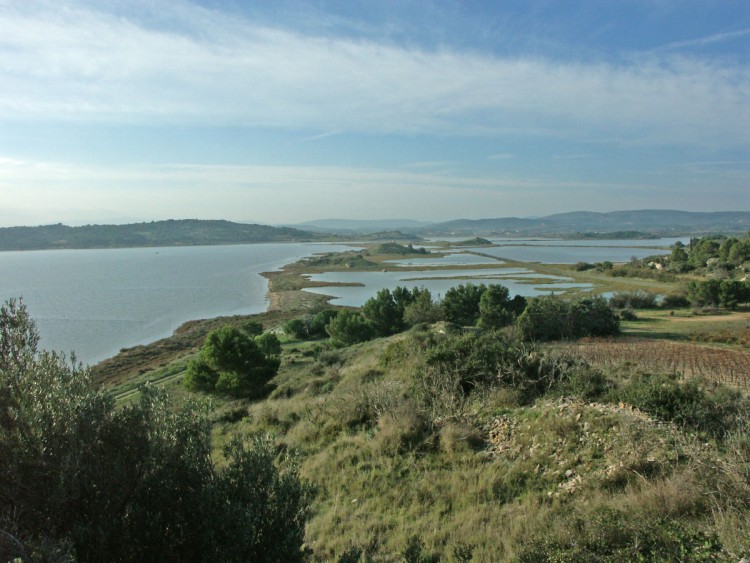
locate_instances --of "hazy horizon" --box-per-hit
[1,1,749,227]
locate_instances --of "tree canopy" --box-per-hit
[362,288,405,336]
[517,295,619,341]
[325,310,376,346]
[183,325,280,397]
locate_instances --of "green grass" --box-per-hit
[93,249,750,561]
[622,307,750,345]
[132,327,746,561]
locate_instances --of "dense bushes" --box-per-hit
[609,290,658,309]
[0,299,312,562]
[686,279,750,309]
[362,288,405,336]
[517,295,619,341]
[442,283,486,326]
[618,373,744,439]
[478,285,517,329]
[287,283,533,348]
[672,234,750,271]
[284,309,339,340]
[325,310,375,345]
[519,507,721,562]
[420,331,597,405]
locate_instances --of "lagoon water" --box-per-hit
[475,238,681,264]
[384,252,503,267]
[423,237,682,264]
[302,268,593,307]
[0,237,677,365]
[0,243,353,364]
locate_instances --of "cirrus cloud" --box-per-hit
[0,1,747,148]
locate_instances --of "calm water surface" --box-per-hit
[0,243,354,364]
[475,237,683,264]
[1,238,680,364]
[384,252,504,267]
[303,268,592,307]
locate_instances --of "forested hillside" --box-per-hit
[420,210,750,237]
[0,219,326,250]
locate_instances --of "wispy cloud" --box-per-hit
[302,130,344,142]
[400,161,458,169]
[653,28,750,52]
[0,2,748,148]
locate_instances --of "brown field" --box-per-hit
[555,337,750,390]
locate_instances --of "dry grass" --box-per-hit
[555,336,750,389]
[99,310,750,560]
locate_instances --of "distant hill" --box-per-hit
[4,211,748,251]
[288,218,433,234]
[0,220,328,251]
[419,210,750,237]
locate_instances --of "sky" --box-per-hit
[0,0,749,227]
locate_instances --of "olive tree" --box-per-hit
[0,298,312,562]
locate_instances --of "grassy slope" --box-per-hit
[92,245,750,561]
[211,329,748,560]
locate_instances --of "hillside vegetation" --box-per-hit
[88,285,750,561]
[421,210,750,237]
[5,233,750,561]
[196,321,748,560]
[0,219,327,250]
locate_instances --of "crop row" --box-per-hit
[555,337,750,389]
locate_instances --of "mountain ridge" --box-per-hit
[2,210,749,251]
[417,210,750,236]
[0,219,328,251]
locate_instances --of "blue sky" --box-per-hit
[0,0,748,226]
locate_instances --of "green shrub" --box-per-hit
[403,290,443,325]
[617,373,744,439]
[661,293,690,308]
[609,290,658,309]
[284,318,308,339]
[517,295,619,341]
[519,507,722,562]
[184,325,279,398]
[255,332,282,356]
[308,309,339,338]
[284,310,339,340]
[326,310,375,346]
[421,332,596,405]
[478,284,516,329]
[442,283,486,326]
[423,331,507,392]
[554,364,611,401]
[517,295,572,341]
[361,288,404,336]
[183,357,219,392]
[618,307,638,321]
[242,320,264,336]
